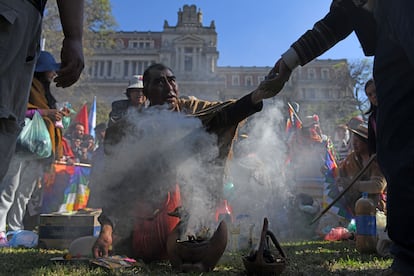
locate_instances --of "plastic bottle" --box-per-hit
[355,192,377,253]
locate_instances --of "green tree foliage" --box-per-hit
[42,0,117,55]
[348,58,374,119]
[41,3,61,54]
[328,59,373,125]
[42,0,117,119]
[85,0,117,32]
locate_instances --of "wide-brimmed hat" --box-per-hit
[347,117,364,131]
[35,51,60,72]
[349,122,368,140]
[127,75,144,89]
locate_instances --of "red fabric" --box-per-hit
[309,127,323,143]
[74,104,89,134]
[61,137,75,158]
[285,103,302,133]
[132,185,181,261]
[215,199,233,222]
[53,163,75,175]
[324,227,352,241]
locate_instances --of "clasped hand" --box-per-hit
[252,58,292,103]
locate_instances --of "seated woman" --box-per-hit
[335,122,387,216]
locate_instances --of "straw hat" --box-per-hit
[349,122,368,140]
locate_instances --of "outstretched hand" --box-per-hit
[267,58,292,82]
[54,38,84,88]
[251,58,292,104]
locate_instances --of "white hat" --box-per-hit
[127,75,143,89]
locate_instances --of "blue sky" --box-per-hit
[111,0,371,67]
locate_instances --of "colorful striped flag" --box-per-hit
[285,102,302,135]
[325,139,338,179]
[322,139,352,220]
[42,163,74,213]
[57,164,91,212]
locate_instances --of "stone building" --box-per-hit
[78,4,356,134]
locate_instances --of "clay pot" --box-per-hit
[167,220,228,272]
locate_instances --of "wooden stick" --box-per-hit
[310,154,377,225]
[54,160,92,168]
[287,102,302,126]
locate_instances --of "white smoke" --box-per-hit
[99,105,222,236]
[95,99,321,244]
[227,100,329,244]
[226,100,292,244]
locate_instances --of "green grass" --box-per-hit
[0,240,392,276]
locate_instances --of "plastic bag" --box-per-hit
[62,116,71,129]
[16,111,52,159]
[324,227,353,241]
[6,230,38,248]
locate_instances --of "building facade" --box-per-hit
[79,4,356,133]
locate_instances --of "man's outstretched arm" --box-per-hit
[256,0,376,102]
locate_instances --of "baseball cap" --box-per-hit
[35,51,60,72]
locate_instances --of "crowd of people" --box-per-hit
[267,1,414,274]
[0,0,413,274]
